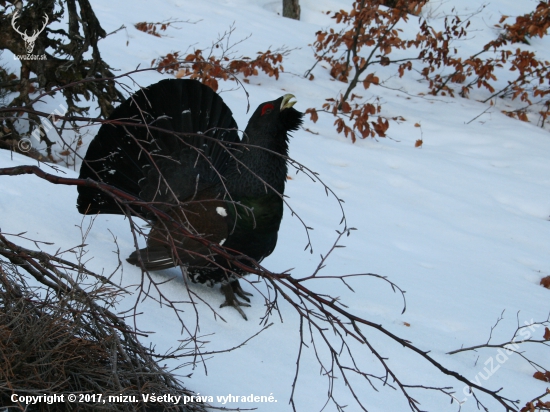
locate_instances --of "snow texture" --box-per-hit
[1,0,550,411]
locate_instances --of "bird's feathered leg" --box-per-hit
[220,279,251,320]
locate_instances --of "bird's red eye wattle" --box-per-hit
[261,103,274,116]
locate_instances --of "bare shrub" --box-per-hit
[0,229,204,412]
[152,24,289,92]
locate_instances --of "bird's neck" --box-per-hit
[229,137,289,197]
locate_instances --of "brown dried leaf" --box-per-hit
[540,276,550,289]
[544,327,550,341]
[306,108,319,123]
[518,112,529,122]
[341,101,352,113]
[533,371,550,382]
[415,139,423,148]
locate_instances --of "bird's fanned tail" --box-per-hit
[77,79,240,216]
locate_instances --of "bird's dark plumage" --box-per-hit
[77,79,303,319]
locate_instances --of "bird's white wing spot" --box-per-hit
[216,207,227,217]
[219,238,226,246]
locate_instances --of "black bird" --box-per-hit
[77,79,303,319]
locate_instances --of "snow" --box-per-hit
[1,0,550,411]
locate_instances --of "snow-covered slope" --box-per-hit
[1,0,549,411]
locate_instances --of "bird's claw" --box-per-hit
[220,281,251,320]
[231,279,253,302]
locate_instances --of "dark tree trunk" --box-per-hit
[282,0,300,20]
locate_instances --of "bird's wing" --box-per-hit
[127,190,232,273]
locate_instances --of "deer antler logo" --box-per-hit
[11,10,48,54]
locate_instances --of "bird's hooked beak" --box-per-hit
[280,94,297,111]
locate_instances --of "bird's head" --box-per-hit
[243,93,304,150]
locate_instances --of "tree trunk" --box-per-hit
[282,0,300,20]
